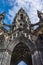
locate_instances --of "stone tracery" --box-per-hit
[0,8,43,65]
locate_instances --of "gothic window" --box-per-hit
[17,61,27,65]
[0,34,5,44]
[20,14,23,20]
[10,42,32,65]
[38,34,43,41]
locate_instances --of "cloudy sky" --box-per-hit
[18,61,27,65]
[0,0,43,64]
[0,0,43,25]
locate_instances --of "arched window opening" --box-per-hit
[10,42,32,65]
[38,34,43,41]
[20,14,23,20]
[17,61,27,65]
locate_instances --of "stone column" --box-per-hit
[1,51,11,65]
[32,51,41,65]
[0,52,4,65]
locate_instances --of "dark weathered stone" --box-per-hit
[0,8,43,65]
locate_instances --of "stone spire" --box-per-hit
[0,12,5,24]
[13,8,31,31]
[37,10,43,21]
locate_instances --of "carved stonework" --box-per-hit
[13,8,31,32]
[0,8,43,65]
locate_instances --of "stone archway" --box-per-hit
[1,35,41,65]
[10,42,32,65]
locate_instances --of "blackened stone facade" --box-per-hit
[0,8,43,65]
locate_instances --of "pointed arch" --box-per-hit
[10,42,32,65]
[7,34,36,53]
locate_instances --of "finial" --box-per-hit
[37,10,43,21]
